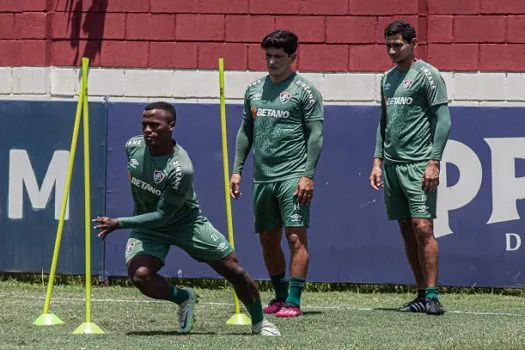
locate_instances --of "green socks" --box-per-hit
[167,285,189,304]
[426,287,440,300]
[270,273,289,301]
[286,277,306,307]
[245,299,264,324]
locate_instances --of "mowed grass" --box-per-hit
[1,281,525,349]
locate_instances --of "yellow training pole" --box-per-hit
[33,69,85,327]
[219,58,251,326]
[73,57,104,334]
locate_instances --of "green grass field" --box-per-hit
[1,281,524,349]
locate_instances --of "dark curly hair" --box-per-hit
[261,30,298,55]
[384,20,416,43]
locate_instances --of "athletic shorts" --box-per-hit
[383,161,437,220]
[252,177,310,232]
[124,215,233,265]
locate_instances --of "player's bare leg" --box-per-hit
[412,218,438,288]
[285,227,309,277]
[127,255,172,299]
[399,219,425,289]
[274,227,308,317]
[127,255,196,332]
[412,218,444,315]
[397,219,427,313]
[259,227,288,313]
[208,252,260,305]
[208,252,280,336]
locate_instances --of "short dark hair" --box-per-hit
[144,101,176,122]
[261,30,298,55]
[384,20,416,43]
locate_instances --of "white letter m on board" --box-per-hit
[8,149,70,220]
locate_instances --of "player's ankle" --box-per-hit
[167,285,190,304]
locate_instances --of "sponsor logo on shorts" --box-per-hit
[125,241,136,254]
[403,79,413,90]
[153,170,166,184]
[217,242,229,252]
[413,205,429,214]
[290,213,302,223]
[280,91,292,104]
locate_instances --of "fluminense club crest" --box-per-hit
[280,91,292,104]
[153,170,166,184]
[403,79,413,90]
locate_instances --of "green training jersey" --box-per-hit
[125,135,200,231]
[243,72,324,183]
[379,60,448,163]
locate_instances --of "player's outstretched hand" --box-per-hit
[230,173,242,199]
[369,165,384,190]
[423,161,440,192]
[294,176,314,206]
[92,216,119,240]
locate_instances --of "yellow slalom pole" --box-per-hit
[73,57,104,334]
[219,58,251,326]
[33,68,85,328]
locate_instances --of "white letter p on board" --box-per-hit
[435,141,483,238]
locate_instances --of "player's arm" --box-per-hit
[370,79,386,190]
[423,68,451,192]
[232,89,254,176]
[429,104,451,161]
[301,85,324,179]
[117,170,192,229]
[295,84,324,205]
[303,120,323,179]
[230,88,254,198]
[94,169,192,238]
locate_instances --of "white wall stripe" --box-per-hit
[0,67,524,105]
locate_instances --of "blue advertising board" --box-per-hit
[0,101,106,274]
[1,100,523,287]
[104,103,525,287]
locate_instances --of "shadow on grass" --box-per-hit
[127,330,216,336]
[126,330,254,336]
[301,310,324,315]
[373,307,403,312]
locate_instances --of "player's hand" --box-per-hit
[92,216,120,240]
[369,165,384,190]
[230,173,242,199]
[294,176,314,206]
[423,161,440,192]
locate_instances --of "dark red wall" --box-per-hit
[0,0,523,71]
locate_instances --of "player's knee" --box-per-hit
[413,221,434,240]
[287,233,307,251]
[129,266,153,285]
[226,263,251,285]
[260,234,280,251]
